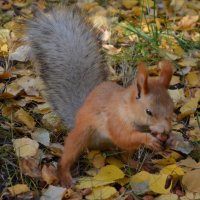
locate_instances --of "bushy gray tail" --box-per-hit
[26,6,107,128]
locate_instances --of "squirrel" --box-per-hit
[26,5,174,187]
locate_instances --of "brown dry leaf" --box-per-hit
[176,15,199,30]
[15,108,36,129]
[42,165,58,184]
[42,112,65,133]
[0,71,12,80]
[155,194,178,200]
[182,169,200,192]
[19,157,41,178]
[19,158,41,178]
[33,103,51,114]
[7,184,30,196]
[168,88,185,106]
[6,80,23,96]
[13,138,39,157]
[87,150,105,169]
[48,143,64,157]
[178,157,200,171]
[185,191,200,200]
[170,0,185,11]
[102,44,121,55]
[17,76,40,96]
[170,76,180,85]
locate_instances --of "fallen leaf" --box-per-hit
[13,138,39,157]
[168,89,185,106]
[15,108,36,129]
[176,15,199,30]
[76,177,114,189]
[9,45,31,62]
[180,97,199,114]
[40,185,66,200]
[182,169,200,192]
[185,72,199,87]
[8,184,30,196]
[85,186,117,200]
[31,128,50,146]
[160,164,185,178]
[106,157,124,168]
[167,132,193,154]
[155,193,178,200]
[178,157,200,171]
[88,150,105,169]
[19,157,41,178]
[94,165,125,181]
[122,0,138,9]
[42,165,58,184]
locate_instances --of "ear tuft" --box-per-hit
[136,63,148,97]
[159,60,173,89]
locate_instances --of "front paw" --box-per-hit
[146,134,162,152]
[57,167,75,188]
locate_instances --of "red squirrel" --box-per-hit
[26,6,174,187]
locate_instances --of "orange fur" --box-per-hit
[58,60,174,187]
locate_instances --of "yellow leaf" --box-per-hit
[8,184,30,196]
[85,186,117,200]
[76,177,114,189]
[153,157,176,166]
[160,164,184,178]
[140,0,154,8]
[186,72,199,87]
[106,157,124,168]
[15,108,36,129]
[122,0,138,9]
[87,150,105,169]
[13,138,39,157]
[153,151,182,166]
[130,171,150,183]
[130,171,172,194]
[149,174,172,194]
[94,165,125,181]
[1,44,8,53]
[180,98,199,114]
[116,177,130,186]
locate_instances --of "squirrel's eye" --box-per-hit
[146,109,153,116]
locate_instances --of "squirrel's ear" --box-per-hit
[159,60,173,89]
[136,63,148,98]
